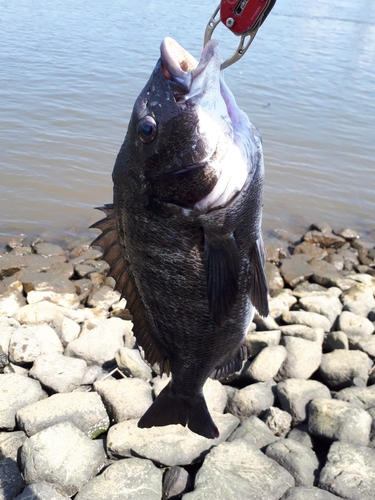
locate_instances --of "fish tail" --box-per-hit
[138,383,219,439]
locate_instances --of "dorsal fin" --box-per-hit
[90,205,169,375]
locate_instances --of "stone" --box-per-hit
[202,378,228,414]
[293,242,328,259]
[277,379,331,425]
[65,317,130,366]
[34,243,66,257]
[262,407,292,437]
[355,336,375,359]
[82,365,104,385]
[162,466,191,499]
[74,458,163,500]
[107,413,239,466]
[9,324,63,364]
[281,486,342,499]
[29,353,86,393]
[183,440,294,500]
[279,257,315,287]
[282,311,331,332]
[319,350,372,389]
[279,325,325,344]
[334,385,375,409]
[287,424,315,448]
[268,297,290,319]
[15,483,69,500]
[338,310,374,336]
[252,313,280,331]
[323,331,349,352]
[13,301,95,325]
[226,380,275,421]
[228,415,278,448]
[265,439,319,487]
[308,398,371,446]
[292,282,327,298]
[325,253,344,271]
[276,337,322,381]
[0,317,20,360]
[303,230,345,248]
[319,441,375,500]
[20,421,106,497]
[87,285,121,311]
[244,345,287,382]
[341,283,375,317]
[0,457,25,499]
[0,277,26,316]
[0,374,44,430]
[115,347,152,380]
[299,294,342,328]
[265,262,284,290]
[246,330,281,357]
[94,378,152,423]
[0,431,27,461]
[16,392,109,438]
[50,314,80,347]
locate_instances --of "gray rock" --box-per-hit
[341,283,375,317]
[75,458,163,500]
[226,380,275,421]
[337,310,374,336]
[299,294,342,328]
[323,331,349,351]
[15,483,69,500]
[9,324,63,364]
[163,466,191,499]
[252,313,280,331]
[282,311,331,332]
[293,242,328,259]
[319,349,372,389]
[281,486,341,499]
[20,421,106,497]
[50,314,80,347]
[287,424,315,448]
[23,274,80,310]
[0,374,44,430]
[244,345,287,382]
[0,457,25,499]
[82,365,104,385]
[87,285,121,311]
[292,282,327,298]
[16,392,109,438]
[319,441,375,500]
[325,253,344,271]
[115,347,152,380]
[303,230,346,248]
[279,325,325,344]
[202,378,227,414]
[265,262,284,290]
[265,439,319,487]
[65,317,129,366]
[14,301,96,325]
[308,398,371,446]
[368,407,375,448]
[0,253,65,279]
[246,330,281,357]
[355,336,375,359]
[94,378,152,423]
[0,431,27,461]
[277,379,331,425]
[228,415,279,448]
[334,385,375,409]
[279,257,315,287]
[183,440,294,500]
[262,407,292,437]
[107,413,239,466]
[276,337,322,381]
[34,243,66,257]
[29,353,86,392]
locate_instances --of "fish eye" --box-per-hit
[138,116,157,143]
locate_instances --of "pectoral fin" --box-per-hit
[249,236,269,317]
[204,232,239,326]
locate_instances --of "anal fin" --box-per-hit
[210,343,247,380]
[249,236,269,317]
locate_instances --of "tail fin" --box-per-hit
[138,383,219,439]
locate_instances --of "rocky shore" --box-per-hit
[0,222,375,500]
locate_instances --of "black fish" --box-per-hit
[91,38,269,439]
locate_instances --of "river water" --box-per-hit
[1,0,374,243]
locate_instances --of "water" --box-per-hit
[1,0,374,243]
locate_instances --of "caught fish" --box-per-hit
[91,37,269,439]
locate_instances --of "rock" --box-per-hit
[16,392,109,438]
[293,242,328,259]
[107,413,239,466]
[65,317,130,366]
[74,458,163,500]
[262,407,292,437]
[29,353,86,393]
[292,282,327,298]
[299,294,342,328]
[86,285,121,311]
[33,243,66,257]
[341,283,375,317]
[9,324,63,364]
[0,431,27,461]
[183,440,294,500]
[252,313,280,331]
[337,310,374,336]
[0,374,44,430]
[319,441,375,500]
[277,379,331,425]
[15,483,70,500]
[308,398,371,446]
[281,486,342,499]
[20,422,106,497]
[319,350,372,389]
[279,257,315,287]
[303,230,345,248]
[244,345,287,382]
[323,331,349,351]
[246,330,281,357]
[94,378,152,423]
[265,262,284,290]
[202,378,228,414]
[354,336,375,359]
[0,317,20,361]
[0,457,25,499]
[23,273,80,309]
[115,347,152,380]
[279,325,324,344]
[13,301,95,325]
[268,297,290,319]
[0,277,26,316]
[50,314,80,347]
[163,466,191,499]
[276,337,322,381]
[82,365,104,385]
[226,380,275,421]
[325,253,344,271]
[282,311,331,332]
[265,439,319,487]
[334,385,375,410]
[228,415,278,448]
[287,424,315,448]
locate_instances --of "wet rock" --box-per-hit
[319,350,372,389]
[281,486,342,499]
[50,314,80,347]
[15,483,69,500]
[323,331,349,351]
[282,311,331,332]
[75,458,163,500]
[9,324,63,364]
[29,353,86,393]
[308,398,371,446]
[16,392,109,438]
[337,310,374,336]
[244,345,287,382]
[287,424,315,448]
[115,347,152,380]
[228,415,278,448]
[0,457,25,499]
[246,330,281,357]
[319,441,375,500]
[303,230,345,249]
[183,440,294,500]
[33,242,66,257]
[277,379,331,425]
[265,439,319,487]
[279,325,324,344]
[325,253,344,271]
[0,374,44,430]
[20,421,107,497]
[341,283,375,317]
[163,466,190,499]
[107,413,239,466]
[262,407,292,437]
[0,431,27,461]
[276,337,322,381]
[226,380,275,421]
[294,242,328,259]
[334,385,375,410]
[299,294,342,328]
[279,257,315,287]
[265,262,284,290]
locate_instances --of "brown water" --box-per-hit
[1,0,374,243]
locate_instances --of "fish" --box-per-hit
[91,37,269,439]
